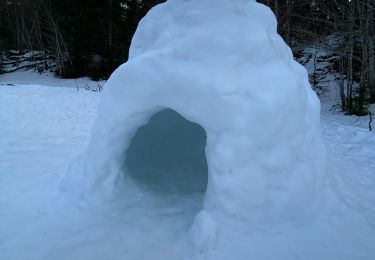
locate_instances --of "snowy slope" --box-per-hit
[0,72,375,259]
[300,46,375,130]
[0,70,105,90]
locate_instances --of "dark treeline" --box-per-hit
[258,0,375,115]
[0,0,374,115]
[0,0,164,79]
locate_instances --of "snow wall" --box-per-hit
[64,0,326,254]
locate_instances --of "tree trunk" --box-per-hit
[274,0,279,19]
[285,0,291,44]
[369,38,375,102]
[108,0,113,48]
[368,0,375,102]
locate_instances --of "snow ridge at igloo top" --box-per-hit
[66,0,326,235]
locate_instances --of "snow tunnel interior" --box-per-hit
[126,108,208,197]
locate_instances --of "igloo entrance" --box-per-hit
[126,109,208,196]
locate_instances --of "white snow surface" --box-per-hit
[1,0,375,259]
[1,78,375,260]
[1,77,375,259]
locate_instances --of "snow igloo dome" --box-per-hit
[64,0,326,255]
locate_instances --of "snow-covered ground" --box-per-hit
[0,70,105,90]
[0,71,375,259]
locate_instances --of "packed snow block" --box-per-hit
[64,0,326,253]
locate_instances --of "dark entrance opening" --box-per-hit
[126,109,208,196]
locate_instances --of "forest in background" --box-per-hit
[0,0,374,115]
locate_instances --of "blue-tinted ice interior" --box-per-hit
[126,109,208,196]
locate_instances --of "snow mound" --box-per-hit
[64,0,326,256]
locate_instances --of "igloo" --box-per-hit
[64,0,326,256]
